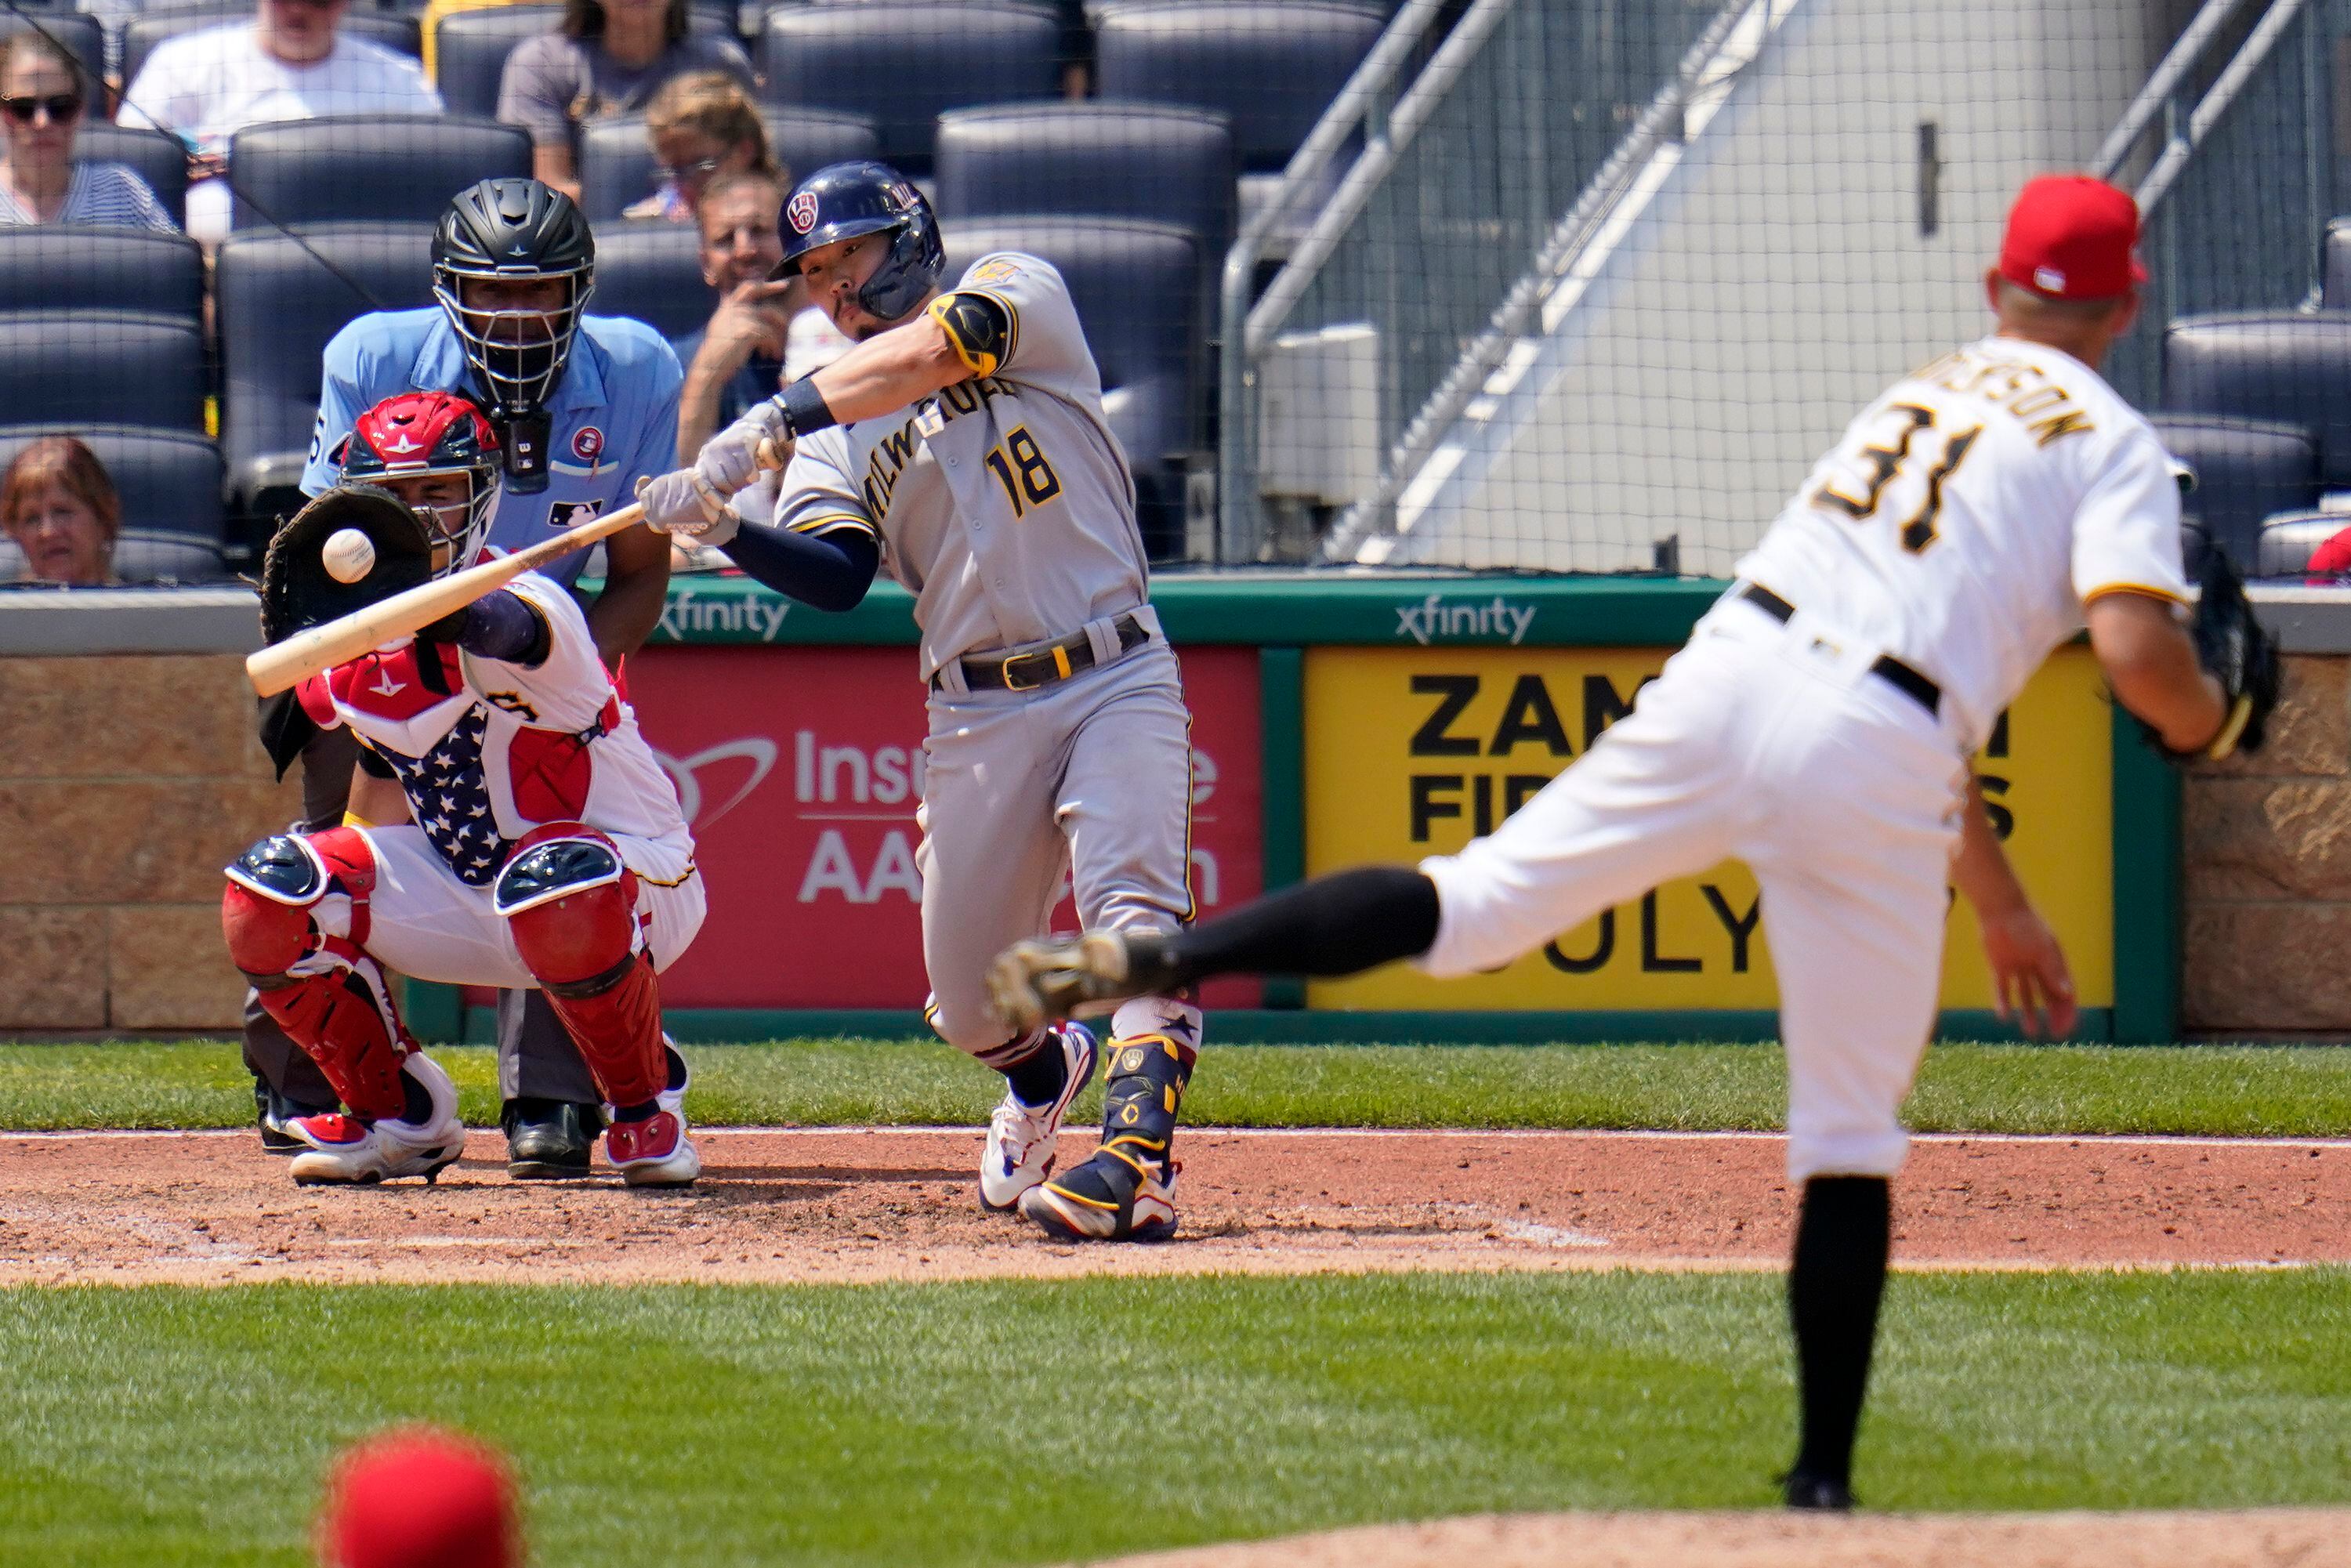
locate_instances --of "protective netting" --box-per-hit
[0,0,2342,584]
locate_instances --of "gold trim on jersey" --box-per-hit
[791,511,879,541]
[2081,581,2190,607]
[636,858,700,889]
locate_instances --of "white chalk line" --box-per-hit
[4,1125,2348,1151]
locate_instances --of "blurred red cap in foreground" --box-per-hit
[318,1426,522,1568]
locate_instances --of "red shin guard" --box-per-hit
[501,830,665,1108]
[252,964,411,1120]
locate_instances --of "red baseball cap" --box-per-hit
[1998,174,2147,300]
[318,1428,520,1568]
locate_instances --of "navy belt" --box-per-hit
[939,612,1150,693]
[1737,584,1942,719]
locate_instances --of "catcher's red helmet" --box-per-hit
[335,392,501,576]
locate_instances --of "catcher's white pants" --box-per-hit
[310,826,706,988]
[1419,592,1971,1183]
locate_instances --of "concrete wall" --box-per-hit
[0,657,299,1030]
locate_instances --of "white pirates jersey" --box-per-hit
[297,571,691,885]
[1735,334,2188,749]
[770,252,1150,682]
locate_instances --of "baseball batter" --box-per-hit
[638,160,1199,1242]
[988,177,2277,1498]
[223,393,705,1189]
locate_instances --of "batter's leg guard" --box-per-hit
[223,829,414,1122]
[495,826,666,1113]
[1019,1010,1197,1243]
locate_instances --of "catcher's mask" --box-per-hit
[257,484,442,647]
[334,391,502,578]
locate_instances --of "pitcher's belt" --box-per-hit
[938,612,1152,693]
[1737,584,1942,719]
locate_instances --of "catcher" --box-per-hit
[221,391,706,1187]
[990,176,2280,1508]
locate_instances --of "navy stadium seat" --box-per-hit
[588,221,713,343]
[123,6,420,89]
[0,227,204,322]
[756,3,1061,172]
[574,106,881,222]
[2255,511,2346,578]
[2164,313,2351,491]
[933,102,1237,261]
[0,12,103,95]
[2152,413,2321,571]
[73,121,190,228]
[0,424,227,556]
[0,311,205,433]
[2323,216,2351,309]
[1092,1,1381,172]
[214,223,437,515]
[228,116,531,230]
[941,217,1204,551]
[433,5,744,121]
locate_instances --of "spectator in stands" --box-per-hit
[496,0,752,200]
[624,70,777,223]
[2,436,121,585]
[672,168,849,461]
[0,34,176,231]
[119,0,443,244]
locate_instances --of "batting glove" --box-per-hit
[694,398,792,496]
[635,471,741,548]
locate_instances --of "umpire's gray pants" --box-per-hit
[918,635,1196,1058]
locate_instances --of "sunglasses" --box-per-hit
[657,154,726,183]
[1,94,82,124]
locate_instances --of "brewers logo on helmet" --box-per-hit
[769,159,945,323]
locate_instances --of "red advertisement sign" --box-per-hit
[625,644,1264,1011]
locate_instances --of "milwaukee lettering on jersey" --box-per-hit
[857,377,1012,523]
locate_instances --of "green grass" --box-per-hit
[4,1039,2350,1136]
[2,1271,2346,1565]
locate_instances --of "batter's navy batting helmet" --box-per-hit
[770,159,944,323]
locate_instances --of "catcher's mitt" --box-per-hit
[256,483,438,646]
[2175,545,2281,762]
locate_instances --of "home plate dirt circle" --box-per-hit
[0,1127,2343,1285]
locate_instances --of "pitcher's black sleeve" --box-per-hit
[1139,867,1441,990]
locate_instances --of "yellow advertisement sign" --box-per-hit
[1302,645,2112,1012]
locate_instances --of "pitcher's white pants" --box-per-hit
[1418,594,1971,1182]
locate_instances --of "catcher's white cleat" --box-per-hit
[288,1054,465,1186]
[987,930,1148,1034]
[606,1110,701,1188]
[980,1022,1098,1211]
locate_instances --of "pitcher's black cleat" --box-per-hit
[1780,1471,1856,1512]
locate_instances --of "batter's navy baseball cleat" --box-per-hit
[1018,1147,1179,1243]
[980,1022,1097,1211]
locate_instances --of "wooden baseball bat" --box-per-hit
[244,501,646,697]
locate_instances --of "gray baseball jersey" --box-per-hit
[772,252,1151,683]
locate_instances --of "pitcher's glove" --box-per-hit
[256,483,440,646]
[2165,547,2280,762]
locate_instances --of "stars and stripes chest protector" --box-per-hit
[379,705,513,885]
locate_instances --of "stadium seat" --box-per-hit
[0,11,102,92]
[756,3,1061,172]
[73,122,191,227]
[122,6,421,89]
[1092,0,1382,172]
[933,102,1237,262]
[0,227,204,323]
[2152,413,2321,570]
[227,116,531,229]
[0,312,205,433]
[2255,510,2345,579]
[0,425,228,573]
[588,221,713,343]
[2323,216,2351,309]
[433,5,744,121]
[574,106,882,222]
[214,223,437,518]
[2164,313,2351,493]
[942,217,1204,551]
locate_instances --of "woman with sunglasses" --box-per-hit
[496,0,751,201]
[0,34,176,230]
[622,71,777,223]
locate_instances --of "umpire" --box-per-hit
[248,177,684,1178]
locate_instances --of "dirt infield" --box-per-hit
[1091,1508,2351,1567]
[0,1126,2343,1285]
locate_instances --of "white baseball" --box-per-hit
[322,528,376,584]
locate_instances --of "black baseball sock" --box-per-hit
[1002,1034,1070,1108]
[1141,866,1440,991]
[398,1066,435,1125]
[1788,1175,1892,1488]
